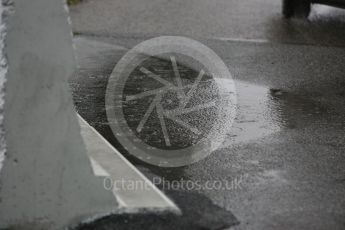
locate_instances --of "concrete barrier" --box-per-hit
[0,0,179,228]
[0,0,118,228]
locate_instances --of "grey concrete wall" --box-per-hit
[0,0,117,229]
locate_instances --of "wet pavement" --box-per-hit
[69,1,345,229]
[70,0,345,47]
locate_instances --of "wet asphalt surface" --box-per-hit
[69,1,345,229]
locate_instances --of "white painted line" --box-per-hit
[212,36,269,44]
[77,114,180,213]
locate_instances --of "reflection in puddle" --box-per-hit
[221,80,328,147]
[221,81,281,147]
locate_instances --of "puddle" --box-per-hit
[221,80,330,147]
[221,81,281,147]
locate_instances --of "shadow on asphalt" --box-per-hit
[74,189,239,230]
